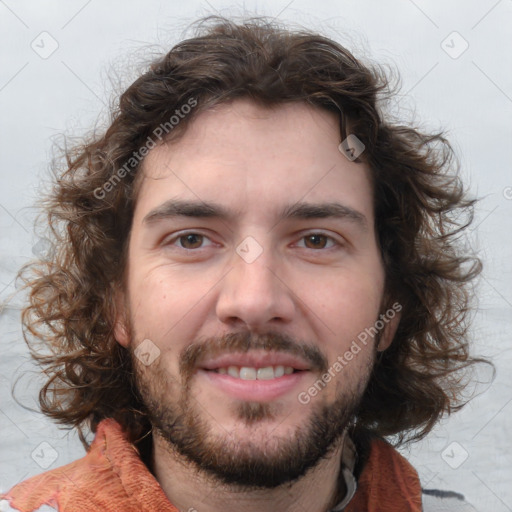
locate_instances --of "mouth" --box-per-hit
[211,365,296,380]
[197,351,312,402]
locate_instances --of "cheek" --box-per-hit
[128,263,217,349]
[301,268,384,397]
[301,339,375,406]
[306,267,384,338]
[128,268,178,338]
[133,350,182,410]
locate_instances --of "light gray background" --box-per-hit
[1,1,511,510]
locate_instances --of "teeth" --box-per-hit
[256,366,274,380]
[227,366,239,378]
[274,365,285,378]
[216,365,294,380]
[240,367,257,380]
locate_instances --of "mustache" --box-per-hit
[180,331,328,378]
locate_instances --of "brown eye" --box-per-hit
[178,233,204,249]
[303,234,329,249]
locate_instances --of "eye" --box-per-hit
[297,233,337,250]
[169,232,213,250]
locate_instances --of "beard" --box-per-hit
[131,330,374,489]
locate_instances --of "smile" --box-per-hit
[212,365,295,380]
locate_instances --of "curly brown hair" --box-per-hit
[19,16,487,447]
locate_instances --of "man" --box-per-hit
[1,16,483,512]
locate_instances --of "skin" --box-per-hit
[114,99,399,512]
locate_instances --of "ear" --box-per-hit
[113,287,130,348]
[377,303,402,352]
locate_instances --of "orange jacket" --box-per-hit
[2,419,422,511]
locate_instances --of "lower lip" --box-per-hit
[198,369,309,402]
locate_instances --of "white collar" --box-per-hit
[329,434,358,511]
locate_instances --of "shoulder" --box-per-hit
[0,500,56,512]
[351,429,479,512]
[0,420,122,512]
[422,489,479,511]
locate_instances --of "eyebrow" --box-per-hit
[143,199,368,230]
[279,202,368,229]
[143,200,233,224]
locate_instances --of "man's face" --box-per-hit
[115,99,395,487]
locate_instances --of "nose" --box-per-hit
[215,244,296,331]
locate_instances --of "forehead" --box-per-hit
[133,99,373,223]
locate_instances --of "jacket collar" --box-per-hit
[4,419,422,512]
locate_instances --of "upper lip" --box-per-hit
[200,351,311,371]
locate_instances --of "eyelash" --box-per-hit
[165,231,340,251]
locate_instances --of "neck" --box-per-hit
[152,433,346,512]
